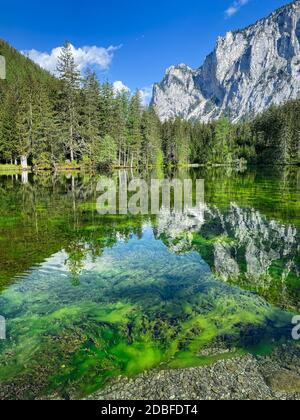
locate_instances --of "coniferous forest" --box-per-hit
[0,40,299,170]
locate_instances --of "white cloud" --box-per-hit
[225,0,250,18]
[22,43,121,74]
[139,85,153,106]
[113,83,153,105]
[113,80,131,94]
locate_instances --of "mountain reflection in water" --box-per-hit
[0,167,298,399]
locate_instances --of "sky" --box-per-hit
[0,0,290,102]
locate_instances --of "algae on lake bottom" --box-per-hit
[0,167,299,399]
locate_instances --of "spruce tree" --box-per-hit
[56,42,81,162]
[111,91,129,166]
[213,117,232,164]
[32,83,59,167]
[0,89,18,163]
[15,83,34,169]
[128,91,143,167]
[99,81,115,137]
[141,107,163,167]
[82,69,101,164]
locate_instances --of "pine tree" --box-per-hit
[128,91,143,167]
[99,81,115,137]
[111,91,129,166]
[174,118,190,166]
[82,69,101,164]
[97,134,117,168]
[32,83,59,167]
[0,89,18,163]
[285,100,300,164]
[56,42,81,162]
[15,83,34,169]
[213,117,233,163]
[1,36,300,170]
[161,120,176,166]
[141,107,163,167]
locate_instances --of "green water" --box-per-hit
[0,167,299,399]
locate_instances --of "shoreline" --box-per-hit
[85,344,300,401]
[0,162,299,175]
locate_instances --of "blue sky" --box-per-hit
[0,0,290,100]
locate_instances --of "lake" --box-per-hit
[0,166,299,399]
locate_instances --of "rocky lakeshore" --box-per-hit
[87,344,300,401]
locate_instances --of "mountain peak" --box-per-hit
[152,1,300,122]
[166,64,192,73]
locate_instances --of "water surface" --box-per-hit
[0,167,299,399]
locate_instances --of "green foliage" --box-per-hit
[96,135,117,167]
[141,106,162,167]
[0,38,299,169]
[251,101,300,165]
[56,42,82,163]
[213,117,233,163]
[0,41,162,169]
[161,118,191,166]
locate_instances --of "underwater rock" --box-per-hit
[88,345,300,401]
[266,370,300,393]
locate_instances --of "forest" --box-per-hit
[0,40,299,170]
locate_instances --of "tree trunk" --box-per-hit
[22,171,28,184]
[21,155,28,170]
[70,106,74,162]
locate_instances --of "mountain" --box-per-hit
[152,1,300,123]
[0,39,54,87]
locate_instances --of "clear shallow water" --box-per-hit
[0,167,299,399]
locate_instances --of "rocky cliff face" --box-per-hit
[152,1,300,122]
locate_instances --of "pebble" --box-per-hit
[87,344,300,401]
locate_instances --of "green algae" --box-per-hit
[168,349,246,369]
[0,234,293,398]
[0,167,299,399]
